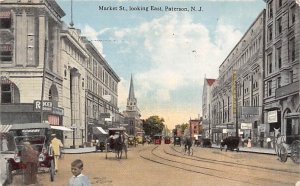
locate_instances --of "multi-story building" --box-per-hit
[189,118,202,140]
[209,10,266,144]
[123,75,142,135]
[264,0,299,142]
[0,0,122,148]
[82,37,120,143]
[60,26,88,148]
[202,78,216,139]
[0,0,65,128]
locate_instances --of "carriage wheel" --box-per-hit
[49,159,55,182]
[279,145,288,163]
[290,140,300,164]
[6,162,13,184]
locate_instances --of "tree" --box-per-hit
[143,116,165,136]
[180,123,189,134]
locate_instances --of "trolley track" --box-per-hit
[139,145,298,186]
[168,146,300,174]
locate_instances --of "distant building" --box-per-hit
[189,118,202,140]
[123,75,142,135]
[202,78,216,139]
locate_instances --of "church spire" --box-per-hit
[128,74,135,100]
[127,74,137,111]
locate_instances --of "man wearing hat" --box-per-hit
[50,134,63,172]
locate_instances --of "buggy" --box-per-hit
[5,123,55,184]
[105,127,127,159]
[174,136,181,146]
[274,128,300,164]
[220,136,240,152]
[201,138,212,148]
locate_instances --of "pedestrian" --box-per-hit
[69,159,91,186]
[267,137,271,148]
[50,134,63,173]
[22,141,38,185]
[247,137,252,148]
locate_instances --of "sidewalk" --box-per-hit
[211,144,276,155]
[62,146,96,154]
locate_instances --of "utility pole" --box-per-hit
[208,104,211,140]
[40,40,47,123]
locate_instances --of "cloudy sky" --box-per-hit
[57,0,265,129]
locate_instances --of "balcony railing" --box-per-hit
[275,81,299,99]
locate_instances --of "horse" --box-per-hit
[274,127,288,162]
[183,137,192,155]
[115,133,127,159]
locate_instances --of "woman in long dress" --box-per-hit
[247,137,252,148]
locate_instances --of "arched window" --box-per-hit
[1,80,20,104]
[48,84,58,102]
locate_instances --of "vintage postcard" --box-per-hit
[0,0,300,185]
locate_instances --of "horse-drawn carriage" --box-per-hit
[274,128,300,164]
[220,136,240,152]
[105,127,127,159]
[174,136,181,146]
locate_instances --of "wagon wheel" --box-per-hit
[279,145,288,163]
[105,141,109,159]
[290,140,300,164]
[49,159,55,182]
[6,161,13,184]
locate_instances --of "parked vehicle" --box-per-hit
[220,136,240,152]
[105,127,127,159]
[5,123,55,184]
[174,136,181,146]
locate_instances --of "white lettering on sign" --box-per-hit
[22,129,40,133]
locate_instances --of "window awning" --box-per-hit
[96,127,108,134]
[50,125,73,131]
[0,124,12,133]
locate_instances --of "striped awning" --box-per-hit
[0,125,12,133]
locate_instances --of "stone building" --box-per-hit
[209,10,266,144]
[0,0,65,127]
[202,78,216,139]
[60,26,88,148]
[123,75,142,136]
[81,37,120,143]
[263,0,300,142]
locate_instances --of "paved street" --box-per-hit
[6,144,300,186]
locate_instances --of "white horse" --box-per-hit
[274,128,288,162]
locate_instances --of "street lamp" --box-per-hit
[70,125,77,149]
[80,126,84,148]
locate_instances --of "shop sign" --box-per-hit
[268,111,278,123]
[34,100,53,111]
[241,123,252,130]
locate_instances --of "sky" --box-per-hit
[57,0,265,129]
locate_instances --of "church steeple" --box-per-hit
[127,74,137,111]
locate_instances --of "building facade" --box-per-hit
[209,10,266,145]
[0,0,65,127]
[82,37,120,143]
[202,78,216,139]
[264,0,300,142]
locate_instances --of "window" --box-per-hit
[278,0,282,8]
[277,47,282,69]
[268,25,273,42]
[290,71,293,83]
[277,77,281,88]
[0,11,12,29]
[268,81,272,96]
[268,1,273,18]
[277,18,282,35]
[0,44,13,62]
[267,53,272,74]
[1,84,12,103]
[289,38,295,62]
[290,6,296,25]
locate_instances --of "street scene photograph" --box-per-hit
[0,0,300,185]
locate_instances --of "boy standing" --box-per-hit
[69,159,91,186]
